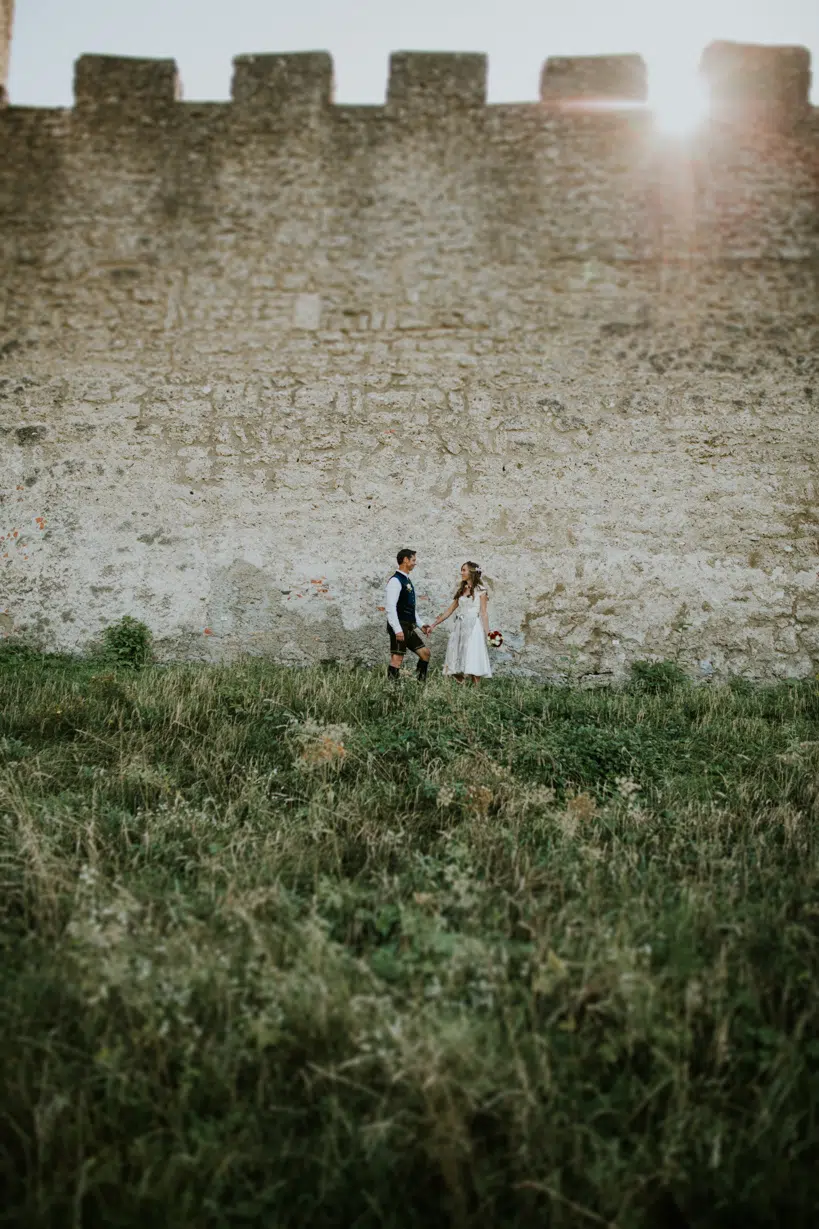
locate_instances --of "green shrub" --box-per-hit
[0,639,41,668]
[100,615,153,669]
[629,658,688,694]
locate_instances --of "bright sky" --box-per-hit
[7,0,819,108]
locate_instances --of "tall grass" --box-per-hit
[1,654,818,1227]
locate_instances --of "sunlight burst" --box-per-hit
[648,58,709,136]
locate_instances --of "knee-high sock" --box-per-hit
[387,664,400,680]
[416,658,429,680]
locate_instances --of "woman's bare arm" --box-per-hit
[431,600,458,629]
[480,591,489,634]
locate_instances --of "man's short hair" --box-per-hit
[397,548,416,565]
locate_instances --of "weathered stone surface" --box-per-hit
[387,52,487,113]
[540,54,647,103]
[74,54,181,117]
[0,0,13,103]
[702,41,812,127]
[231,52,333,123]
[0,0,11,99]
[1,43,818,680]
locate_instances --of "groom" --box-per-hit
[386,548,432,682]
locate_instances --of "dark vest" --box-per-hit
[393,571,416,624]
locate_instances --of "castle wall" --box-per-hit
[0,0,12,101]
[1,49,818,678]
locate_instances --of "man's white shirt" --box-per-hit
[385,575,425,635]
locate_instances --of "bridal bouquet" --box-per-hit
[487,629,504,648]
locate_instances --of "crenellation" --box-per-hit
[0,0,12,102]
[230,52,333,122]
[701,42,812,127]
[73,54,181,118]
[386,52,487,114]
[540,54,647,105]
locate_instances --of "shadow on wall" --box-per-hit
[190,560,367,666]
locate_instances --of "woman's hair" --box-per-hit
[454,561,483,599]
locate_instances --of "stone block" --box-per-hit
[231,52,333,120]
[0,0,14,104]
[700,41,811,125]
[540,54,647,104]
[293,293,322,330]
[73,54,180,117]
[387,52,487,115]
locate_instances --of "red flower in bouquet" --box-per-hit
[487,629,504,648]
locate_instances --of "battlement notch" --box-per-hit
[701,41,811,126]
[387,52,487,116]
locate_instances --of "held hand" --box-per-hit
[421,624,432,635]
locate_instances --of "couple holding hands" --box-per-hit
[385,548,495,685]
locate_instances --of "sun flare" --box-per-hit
[648,58,709,136]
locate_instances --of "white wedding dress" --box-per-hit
[443,588,492,678]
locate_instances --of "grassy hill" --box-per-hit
[1,650,818,1227]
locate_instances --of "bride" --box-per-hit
[430,561,492,684]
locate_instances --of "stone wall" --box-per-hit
[0,0,13,102]
[1,46,818,679]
